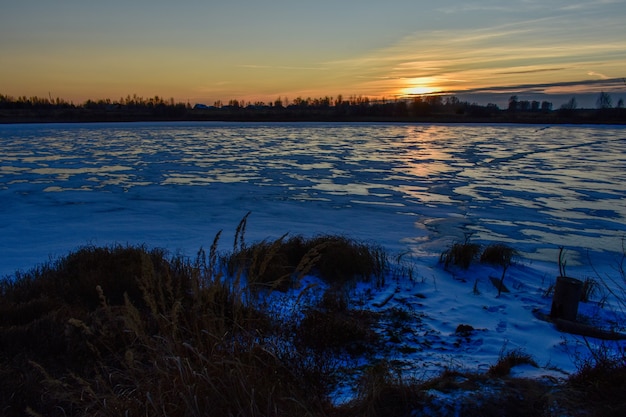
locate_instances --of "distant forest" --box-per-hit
[1,92,625,124]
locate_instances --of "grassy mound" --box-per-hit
[226,233,388,291]
[0,233,389,417]
[1,236,625,416]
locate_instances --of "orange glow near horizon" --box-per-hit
[3,3,626,108]
[399,77,441,97]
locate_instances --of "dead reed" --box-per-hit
[1,225,625,416]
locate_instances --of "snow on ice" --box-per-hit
[1,121,625,389]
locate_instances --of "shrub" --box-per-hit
[480,243,518,297]
[487,348,538,378]
[227,234,388,290]
[455,323,475,336]
[0,244,327,417]
[440,241,481,269]
[293,285,381,356]
[480,243,517,268]
[0,245,157,311]
[226,233,298,292]
[342,361,427,417]
[343,365,554,417]
[566,350,626,415]
[318,287,349,312]
[9,235,626,416]
[306,235,387,286]
[0,232,394,416]
[461,377,553,417]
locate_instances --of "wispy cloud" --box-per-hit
[436,1,545,14]
[328,9,626,98]
[237,64,328,71]
[497,68,567,75]
[447,78,626,95]
[587,71,610,79]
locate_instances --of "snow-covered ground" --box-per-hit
[1,121,625,382]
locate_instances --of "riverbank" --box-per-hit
[1,238,625,416]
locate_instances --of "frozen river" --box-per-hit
[1,122,625,276]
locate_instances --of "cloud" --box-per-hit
[587,71,610,79]
[237,64,328,71]
[444,78,626,95]
[329,8,626,99]
[435,1,549,14]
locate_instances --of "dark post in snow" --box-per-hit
[550,276,583,321]
[550,247,583,322]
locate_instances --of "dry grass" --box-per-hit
[480,243,517,268]
[480,243,518,297]
[440,241,481,270]
[2,229,626,416]
[337,363,559,417]
[565,340,626,416]
[296,307,380,357]
[0,228,391,417]
[227,234,388,291]
[0,240,330,416]
[339,361,427,417]
[487,348,538,378]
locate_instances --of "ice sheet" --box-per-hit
[1,122,625,381]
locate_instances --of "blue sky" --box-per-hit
[1,0,625,107]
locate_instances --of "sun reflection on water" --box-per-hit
[0,122,625,266]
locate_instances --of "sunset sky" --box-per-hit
[2,0,625,107]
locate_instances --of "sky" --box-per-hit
[1,0,626,107]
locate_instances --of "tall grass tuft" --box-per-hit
[0,227,391,416]
[440,240,481,270]
[480,243,517,297]
[227,234,388,291]
[0,243,333,416]
[3,231,625,416]
[487,348,537,378]
[344,361,426,417]
[567,340,626,416]
[295,286,380,357]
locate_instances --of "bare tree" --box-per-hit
[596,91,613,109]
[508,95,518,111]
[560,97,577,110]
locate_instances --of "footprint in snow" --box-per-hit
[496,320,507,333]
[484,304,507,313]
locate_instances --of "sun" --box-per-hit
[400,77,439,97]
[403,85,437,95]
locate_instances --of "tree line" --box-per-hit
[1,92,624,124]
[0,93,190,110]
